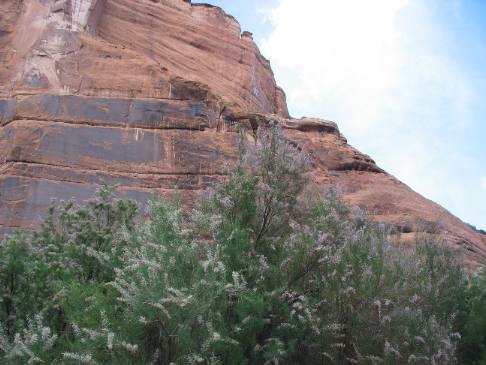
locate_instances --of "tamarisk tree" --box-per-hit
[0,125,484,364]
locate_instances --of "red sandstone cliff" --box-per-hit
[0,0,485,265]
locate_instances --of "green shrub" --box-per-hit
[0,126,484,364]
[458,269,486,364]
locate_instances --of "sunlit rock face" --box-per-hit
[0,0,484,265]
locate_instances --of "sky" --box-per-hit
[194,0,486,230]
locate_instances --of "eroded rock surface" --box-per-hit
[0,0,484,265]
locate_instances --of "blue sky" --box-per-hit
[194,0,486,230]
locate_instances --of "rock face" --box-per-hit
[0,0,485,265]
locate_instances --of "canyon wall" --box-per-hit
[0,0,485,265]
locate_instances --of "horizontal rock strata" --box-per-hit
[0,0,484,265]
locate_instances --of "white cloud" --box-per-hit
[260,0,484,226]
[481,177,486,190]
[262,0,408,129]
[261,0,471,130]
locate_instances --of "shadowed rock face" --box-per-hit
[0,0,485,265]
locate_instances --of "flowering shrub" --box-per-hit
[0,126,484,364]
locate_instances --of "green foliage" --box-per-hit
[0,233,35,338]
[0,126,485,364]
[466,223,486,235]
[0,185,138,364]
[458,269,486,364]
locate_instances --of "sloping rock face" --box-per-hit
[0,0,485,265]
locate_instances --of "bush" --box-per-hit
[466,223,486,235]
[0,125,484,364]
[458,269,486,364]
